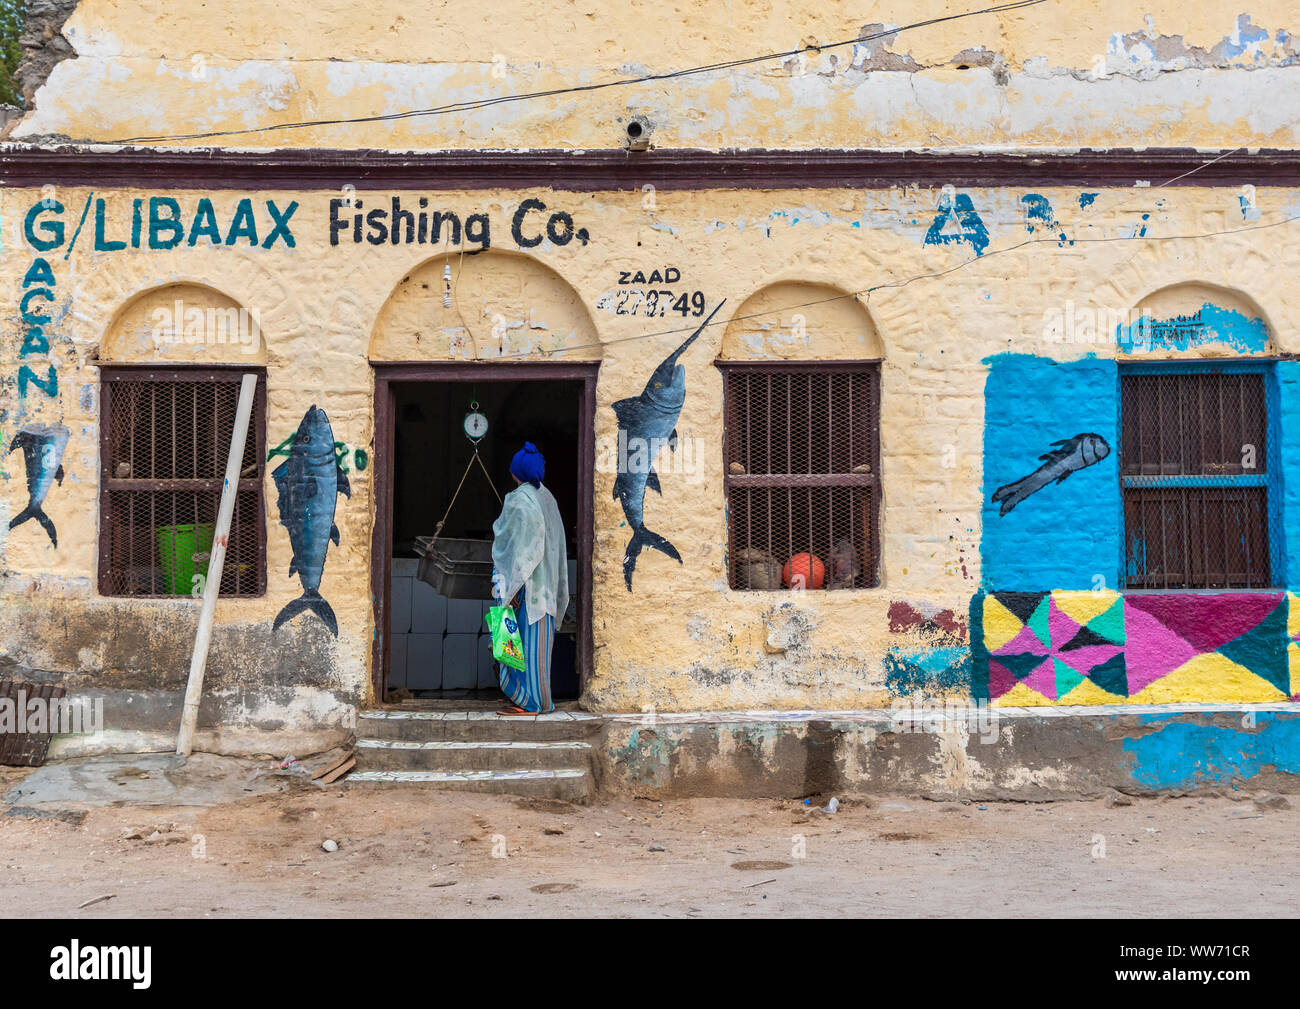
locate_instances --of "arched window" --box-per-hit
[718,283,882,591]
[99,284,266,597]
[1118,285,1276,588]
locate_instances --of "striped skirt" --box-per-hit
[498,595,554,713]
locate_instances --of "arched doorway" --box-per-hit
[368,252,600,703]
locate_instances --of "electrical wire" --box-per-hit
[94,0,1270,358]
[491,197,1300,359]
[110,0,1049,144]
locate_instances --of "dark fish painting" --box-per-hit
[7,423,69,547]
[612,300,725,590]
[991,432,1110,516]
[273,406,351,636]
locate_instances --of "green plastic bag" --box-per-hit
[484,605,527,671]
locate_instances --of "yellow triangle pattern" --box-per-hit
[992,681,1051,707]
[1129,652,1289,705]
[984,593,1298,707]
[1056,678,1126,705]
[1049,590,1121,627]
[982,595,1024,653]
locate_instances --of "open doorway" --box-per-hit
[371,364,596,703]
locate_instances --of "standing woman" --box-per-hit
[491,442,569,714]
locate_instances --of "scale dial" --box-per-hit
[463,408,489,441]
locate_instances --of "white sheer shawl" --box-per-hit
[491,482,569,625]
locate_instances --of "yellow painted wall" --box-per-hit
[9,1,1300,150]
[3,179,1298,743]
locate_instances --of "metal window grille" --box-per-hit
[0,680,66,766]
[99,368,266,598]
[719,362,881,591]
[1120,368,1274,589]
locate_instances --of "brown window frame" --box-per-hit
[1119,364,1276,590]
[98,366,267,598]
[717,360,882,591]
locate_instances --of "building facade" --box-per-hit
[3,1,1300,757]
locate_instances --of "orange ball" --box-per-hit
[783,552,825,589]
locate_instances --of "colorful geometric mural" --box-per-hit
[972,590,1297,706]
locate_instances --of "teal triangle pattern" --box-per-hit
[997,652,1050,681]
[1218,599,1290,695]
[1088,652,1129,697]
[1086,598,1126,645]
[1027,595,1051,648]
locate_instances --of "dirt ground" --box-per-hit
[1,774,1295,917]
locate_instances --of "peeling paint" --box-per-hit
[13,8,1300,150]
[1123,712,1300,789]
[883,646,973,697]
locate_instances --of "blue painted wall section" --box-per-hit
[923,191,989,256]
[1021,193,1071,246]
[980,354,1120,590]
[1116,303,1270,354]
[1123,712,1300,790]
[1273,361,1300,586]
[883,645,972,697]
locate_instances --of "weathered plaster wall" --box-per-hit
[4,179,1300,746]
[12,0,78,112]
[600,707,1300,799]
[10,2,1300,149]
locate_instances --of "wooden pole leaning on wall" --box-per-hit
[176,372,259,758]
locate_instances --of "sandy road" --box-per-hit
[1,778,1295,917]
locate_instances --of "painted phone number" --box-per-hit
[598,289,711,317]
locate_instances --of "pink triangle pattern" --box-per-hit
[1125,592,1282,654]
[1123,604,1201,694]
[1019,658,1057,700]
[1054,644,1124,676]
[987,660,1020,700]
[1047,596,1082,651]
[992,623,1050,657]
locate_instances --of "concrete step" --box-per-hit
[345,767,592,801]
[355,738,592,772]
[358,709,604,743]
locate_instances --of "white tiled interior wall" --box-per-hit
[390,559,580,692]
[389,558,499,690]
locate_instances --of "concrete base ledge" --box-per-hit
[34,686,355,760]
[26,702,1300,803]
[595,705,1300,800]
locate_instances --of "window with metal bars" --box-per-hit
[99,368,267,598]
[718,362,880,591]
[1120,365,1277,589]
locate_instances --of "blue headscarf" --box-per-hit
[510,442,545,488]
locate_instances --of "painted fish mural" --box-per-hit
[7,423,69,547]
[991,432,1111,516]
[272,406,351,636]
[612,300,725,590]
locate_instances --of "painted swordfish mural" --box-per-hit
[273,406,351,636]
[613,300,725,590]
[991,432,1110,516]
[7,423,69,547]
